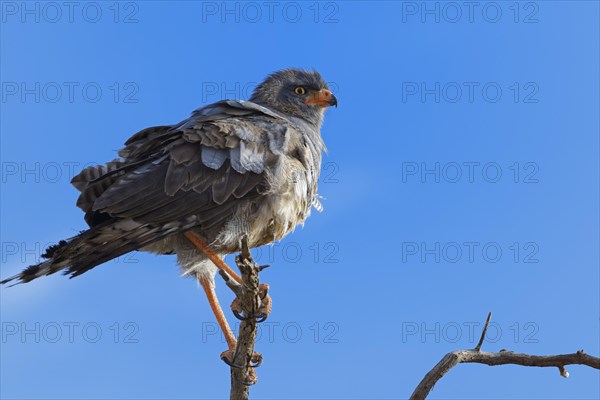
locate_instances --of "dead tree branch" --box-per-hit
[410,312,600,400]
[219,237,269,400]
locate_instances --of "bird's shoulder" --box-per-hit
[120,100,298,163]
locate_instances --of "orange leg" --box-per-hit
[198,275,237,350]
[184,232,242,284]
[186,231,271,366]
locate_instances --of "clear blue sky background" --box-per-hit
[1,1,598,399]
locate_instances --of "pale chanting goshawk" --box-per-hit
[1,68,337,361]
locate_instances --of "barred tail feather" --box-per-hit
[1,260,56,286]
[1,216,198,286]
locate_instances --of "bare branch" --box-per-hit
[410,314,600,400]
[227,237,264,400]
[474,312,491,352]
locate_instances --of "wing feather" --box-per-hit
[72,100,293,234]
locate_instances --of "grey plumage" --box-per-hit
[1,68,336,286]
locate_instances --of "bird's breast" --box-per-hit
[258,160,317,244]
[212,156,318,252]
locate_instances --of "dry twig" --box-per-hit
[219,237,269,400]
[410,312,600,400]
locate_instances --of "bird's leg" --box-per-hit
[184,232,243,284]
[198,275,237,351]
[184,231,271,322]
[185,231,271,367]
[198,276,252,367]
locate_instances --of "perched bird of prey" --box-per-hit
[1,68,337,362]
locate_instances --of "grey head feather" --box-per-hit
[249,68,331,129]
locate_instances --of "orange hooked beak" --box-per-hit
[304,88,338,108]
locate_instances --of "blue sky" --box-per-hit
[1,1,598,399]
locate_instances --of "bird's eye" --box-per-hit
[294,86,306,95]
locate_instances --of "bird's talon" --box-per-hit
[233,309,252,321]
[255,313,268,323]
[250,352,263,367]
[259,283,269,300]
[231,285,271,321]
[239,367,258,386]
[257,294,272,322]
[220,349,244,368]
[231,297,248,321]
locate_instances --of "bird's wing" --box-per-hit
[71,100,296,230]
[0,101,304,284]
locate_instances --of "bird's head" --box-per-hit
[250,68,337,127]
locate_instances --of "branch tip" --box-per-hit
[240,235,251,260]
[410,313,599,399]
[474,312,492,352]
